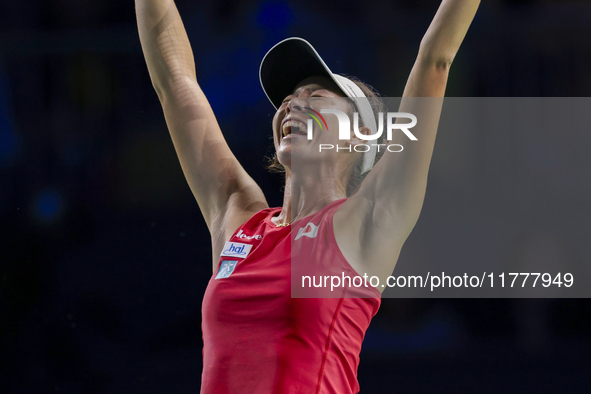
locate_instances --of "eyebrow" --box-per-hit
[292,84,323,96]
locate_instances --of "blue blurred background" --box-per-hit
[1,0,591,392]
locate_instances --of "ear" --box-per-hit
[347,125,371,147]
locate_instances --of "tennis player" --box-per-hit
[136,1,480,392]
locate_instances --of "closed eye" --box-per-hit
[310,96,332,104]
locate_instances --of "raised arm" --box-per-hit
[336,0,480,280]
[358,0,480,230]
[135,1,267,242]
[404,0,480,98]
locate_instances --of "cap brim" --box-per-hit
[260,37,340,109]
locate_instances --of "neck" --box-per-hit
[274,165,348,226]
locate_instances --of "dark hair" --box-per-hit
[266,74,386,196]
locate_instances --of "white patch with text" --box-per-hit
[220,242,253,258]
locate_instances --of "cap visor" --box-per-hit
[260,38,337,109]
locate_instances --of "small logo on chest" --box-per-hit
[235,229,262,240]
[215,260,238,279]
[221,241,253,258]
[295,222,319,240]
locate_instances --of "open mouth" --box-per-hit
[282,120,307,138]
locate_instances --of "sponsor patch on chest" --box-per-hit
[215,260,238,279]
[235,229,262,240]
[220,241,253,258]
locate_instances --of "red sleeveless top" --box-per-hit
[201,199,381,393]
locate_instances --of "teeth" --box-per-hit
[282,120,307,136]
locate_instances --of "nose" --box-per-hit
[288,96,309,113]
[285,104,303,115]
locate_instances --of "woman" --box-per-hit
[136,1,480,392]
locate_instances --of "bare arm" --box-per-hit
[336,0,480,279]
[361,0,479,229]
[404,0,480,97]
[135,1,267,244]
